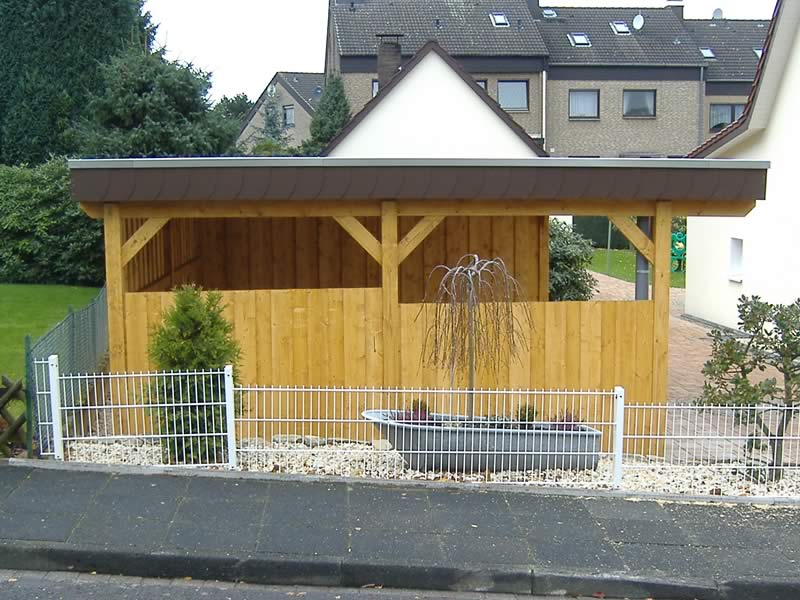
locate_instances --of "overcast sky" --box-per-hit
[142,0,777,103]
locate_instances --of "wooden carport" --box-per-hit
[71,156,768,409]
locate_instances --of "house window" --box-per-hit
[710,103,745,132]
[569,90,600,119]
[283,105,295,128]
[475,79,488,90]
[700,47,716,59]
[568,32,591,47]
[623,90,656,118]
[754,47,763,58]
[542,8,557,18]
[372,80,380,97]
[497,80,529,111]
[610,21,631,35]
[490,12,509,27]
[729,237,744,282]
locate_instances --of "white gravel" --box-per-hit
[65,438,800,498]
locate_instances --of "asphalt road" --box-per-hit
[1,571,594,600]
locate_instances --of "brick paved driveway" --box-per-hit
[592,273,712,404]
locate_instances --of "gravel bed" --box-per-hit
[65,438,800,497]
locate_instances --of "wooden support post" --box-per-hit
[609,216,655,265]
[381,202,400,387]
[104,204,127,372]
[652,201,672,405]
[537,216,550,302]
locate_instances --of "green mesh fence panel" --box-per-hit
[25,287,108,456]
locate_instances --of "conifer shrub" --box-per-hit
[149,285,240,464]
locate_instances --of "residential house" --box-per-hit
[685,0,794,330]
[238,72,324,150]
[684,17,770,141]
[327,0,550,144]
[326,0,768,158]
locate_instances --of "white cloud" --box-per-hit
[143,0,776,102]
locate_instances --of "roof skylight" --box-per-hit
[490,12,510,27]
[754,47,763,58]
[542,8,557,18]
[700,47,716,59]
[568,32,591,47]
[610,21,631,35]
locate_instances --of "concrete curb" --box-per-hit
[4,539,800,599]
[9,457,800,507]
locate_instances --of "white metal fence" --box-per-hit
[36,356,800,497]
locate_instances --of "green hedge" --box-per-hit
[0,159,104,286]
[573,216,629,250]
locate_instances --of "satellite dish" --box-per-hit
[712,8,724,20]
[633,13,645,31]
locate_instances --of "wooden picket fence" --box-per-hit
[0,376,26,457]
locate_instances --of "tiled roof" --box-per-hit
[277,72,325,113]
[331,0,548,57]
[532,7,704,66]
[684,19,769,81]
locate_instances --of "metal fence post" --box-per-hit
[47,355,64,461]
[223,365,237,469]
[612,386,625,488]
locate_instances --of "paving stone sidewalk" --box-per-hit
[1,463,799,599]
[592,273,712,404]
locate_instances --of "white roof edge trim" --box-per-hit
[67,157,770,171]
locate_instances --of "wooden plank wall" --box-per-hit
[125,217,544,302]
[122,291,656,449]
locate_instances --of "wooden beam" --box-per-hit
[398,216,444,264]
[80,202,104,219]
[104,204,127,372]
[381,202,400,387]
[609,216,655,265]
[651,201,672,405]
[537,217,550,302]
[121,218,170,267]
[115,200,382,219]
[333,216,382,265]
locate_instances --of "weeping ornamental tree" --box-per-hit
[700,295,800,482]
[421,255,531,418]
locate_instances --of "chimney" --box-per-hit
[376,34,403,90]
[526,0,540,16]
[667,0,685,20]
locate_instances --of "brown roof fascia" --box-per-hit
[322,40,548,157]
[688,0,783,158]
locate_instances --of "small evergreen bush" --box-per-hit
[149,285,240,464]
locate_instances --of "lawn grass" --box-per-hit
[0,284,100,381]
[591,249,686,289]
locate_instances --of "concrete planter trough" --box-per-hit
[362,409,602,472]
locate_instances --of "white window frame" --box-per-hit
[700,47,716,59]
[371,80,380,98]
[568,32,591,47]
[754,47,763,59]
[497,80,529,112]
[543,8,558,18]
[490,12,510,27]
[729,237,744,283]
[610,21,631,35]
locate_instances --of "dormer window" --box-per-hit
[700,47,716,59]
[542,8,557,18]
[754,47,763,58]
[610,21,631,35]
[568,32,591,47]
[490,12,509,27]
